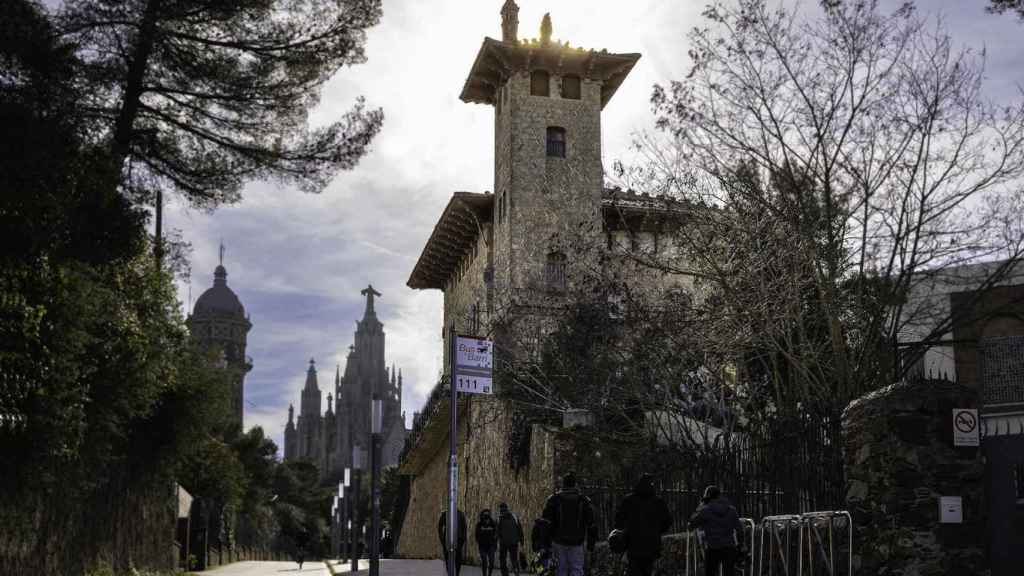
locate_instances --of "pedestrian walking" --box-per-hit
[542,473,596,576]
[530,517,553,574]
[475,508,498,576]
[438,508,468,576]
[613,473,673,576]
[688,486,743,576]
[496,502,524,576]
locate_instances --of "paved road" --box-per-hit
[203,561,329,576]
[204,559,485,576]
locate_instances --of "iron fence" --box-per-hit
[583,415,844,537]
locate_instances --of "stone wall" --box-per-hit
[843,379,988,575]
[398,396,556,560]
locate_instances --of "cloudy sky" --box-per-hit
[161,0,1023,454]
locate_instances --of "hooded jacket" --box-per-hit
[613,477,673,559]
[688,497,743,550]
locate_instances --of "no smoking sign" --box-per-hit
[952,408,979,447]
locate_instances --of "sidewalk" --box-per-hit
[325,559,485,576]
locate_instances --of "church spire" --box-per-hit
[288,403,294,424]
[304,358,318,390]
[540,12,552,45]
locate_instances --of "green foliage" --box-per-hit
[58,0,385,207]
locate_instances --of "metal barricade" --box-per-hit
[757,515,802,576]
[796,511,852,576]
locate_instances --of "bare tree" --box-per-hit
[630,0,1024,408]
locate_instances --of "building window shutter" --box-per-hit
[531,70,550,96]
[561,75,581,99]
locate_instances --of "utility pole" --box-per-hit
[447,322,457,576]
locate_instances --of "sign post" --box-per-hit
[953,409,980,447]
[447,326,494,576]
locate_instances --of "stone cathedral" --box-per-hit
[283,286,409,477]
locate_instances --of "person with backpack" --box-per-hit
[475,508,498,576]
[688,486,743,576]
[530,517,553,573]
[438,508,468,576]
[613,473,673,576]
[542,472,596,576]
[496,502,524,576]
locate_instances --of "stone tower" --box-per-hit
[188,249,253,429]
[460,6,640,302]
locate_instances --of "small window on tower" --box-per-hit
[531,70,550,96]
[546,127,566,158]
[545,251,567,293]
[561,75,581,99]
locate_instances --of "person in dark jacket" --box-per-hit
[438,508,468,576]
[496,502,524,576]
[614,473,673,576]
[475,509,498,576]
[688,486,743,576]
[542,473,596,576]
[530,517,552,572]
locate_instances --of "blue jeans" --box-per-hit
[552,543,584,576]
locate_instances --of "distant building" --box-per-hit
[283,286,409,478]
[187,253,252,430]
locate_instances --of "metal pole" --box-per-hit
[448,322,458,576]
[371,395,382,576]
[353,465,362,573]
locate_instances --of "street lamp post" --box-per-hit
[351,450,363,574]
[370,395,383,576]
[342,481,350,557]
[331,496,338,562]
[344,468,351,564]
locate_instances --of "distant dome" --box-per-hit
[193,264,246,318]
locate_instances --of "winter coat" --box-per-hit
[688,497,742,550]
[497,510,523,547]
[438,510,468,548]
[531,518,552,551]
[542,488,596,547]
[614,478,673,559]
[475,515,498,549]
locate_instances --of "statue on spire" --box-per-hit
[540,12,552,45]
[501,0,520,43]
[361,284,382,317]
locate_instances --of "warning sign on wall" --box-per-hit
[952,408,979,447]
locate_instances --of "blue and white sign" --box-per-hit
[454,336,493,394]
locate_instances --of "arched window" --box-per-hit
[531,70,550,96]
[546,127,566,158]
[561,75,581,99]
[545,251,567,292]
